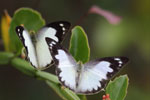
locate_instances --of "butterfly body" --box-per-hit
[16,21,71,69]
[45,38,129,95]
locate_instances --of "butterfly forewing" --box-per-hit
[35,21,71,69]
[46,38,77,90]
[16,26,38,67]
[45,21,71,43]
[76,57,129,94]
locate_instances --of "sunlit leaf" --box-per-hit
[1,10,11,51]
[0,52,14,65]
[106,75,129,100]
[69,26,90,63]
[9,8,45,53]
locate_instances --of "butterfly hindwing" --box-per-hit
[16,21,71,69]
[16,26,38,67]
[46,38,77,90]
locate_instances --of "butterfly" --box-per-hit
[15,21,71,70]
[45,38,129,95]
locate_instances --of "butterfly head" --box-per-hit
[77,61,83,68]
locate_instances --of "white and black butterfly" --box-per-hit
[15,21,71,70]
[45,38,129,95]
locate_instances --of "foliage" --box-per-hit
[0,52,14,65]
[106,75,129,100]
[69,26,90,63]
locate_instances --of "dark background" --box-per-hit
[0,0,150,100]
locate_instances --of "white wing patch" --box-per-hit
[76,68,101,93]
[56,50,77,90]
[92,61,113,78]
[76,61,112,94]
[35,27,57,68]
[22,30,38,67]
[55,50,75,65]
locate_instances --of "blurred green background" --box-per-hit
[0,0,150,100]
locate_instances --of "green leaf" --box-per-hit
[46,81,80,100]
[9,8,45,53]
[69,26,90,63]
[106,75,129,100]
[0,52,14,65]
[77,95,87,100]
[11,57,36,77]
[10,57,59,84]
[36,70,59,84]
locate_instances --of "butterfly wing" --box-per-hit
[35,21,71,69]
[45,37,129,95]
[46,38,77,90]
[16,26,38,67]
[76,57,129,94]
